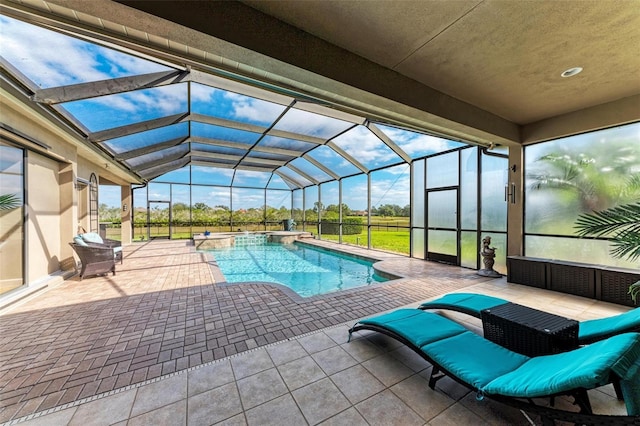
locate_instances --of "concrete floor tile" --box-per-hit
[245,394,306,426]
[322,325,352,345]
[389,345,430,373]
[340,338,384,363]
[311,345,358,376]
[236,368,288,410]
[188,359,235,396]
[362,354,414,387]
[12,407,77,426]
[266,340,308,366]
[428,401,489,426]
[458,393,530,425]
[355,389,424,426]
[390,374,454,421]
[128,400,186,426]
[188,382,243,425]
[317,407,368,426]
[230,349,274,379]
[277,355,326,391]
[213,413,247,425]
[364,332,404,351]
[418,372,470,402]
[297,332,337,354]
[329,364,385,404]
[68,388,137,426]
[130,374,187,417]
[292,377,351,425]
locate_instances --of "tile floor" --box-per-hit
[0,239,632,425]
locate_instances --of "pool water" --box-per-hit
[208,242,387,297]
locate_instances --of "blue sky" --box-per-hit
[4,15,466,211]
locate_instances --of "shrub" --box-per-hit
[321,218,363,235]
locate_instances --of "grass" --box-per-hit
[110,216,412,255]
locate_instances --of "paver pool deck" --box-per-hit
[0,239,629,425]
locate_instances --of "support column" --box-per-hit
[59,163,76,264]
[507,145,524,256]
[121,184,132,245]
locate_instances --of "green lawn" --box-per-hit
[113,219,412,255]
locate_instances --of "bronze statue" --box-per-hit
[478,235,501,277]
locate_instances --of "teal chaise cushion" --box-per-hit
[358,308,467,347]
[422,330,529,389]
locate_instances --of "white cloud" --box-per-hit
[225,92,284,124]
[87,84,187,118]
[275,109,351,138]
[383,127,452,156]
[191,84,219,103]
[333,126,398,166]
[1,17,168,88]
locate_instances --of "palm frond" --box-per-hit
[575,202,640,261]
[629,281,640,304]
[627,173,640,192]
[574,203,640,237]
[0,193,21,211]
[609,229,640,262]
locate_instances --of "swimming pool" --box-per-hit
[207,242,388,297]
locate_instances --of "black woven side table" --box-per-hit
[481,303,579,357]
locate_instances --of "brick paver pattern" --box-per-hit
[0,240,487,422]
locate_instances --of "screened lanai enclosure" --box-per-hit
[1,14,512,272]
[3,9,638,285]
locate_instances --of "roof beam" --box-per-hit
[31,70,186,104]
[191,136,301,158]
[190,159,235,169]
[284,164,320,185]
[189,136,253,150]
[138,158,190,179]
[114,136,188,160]
[302,154,341,180]
[0,55,40,93]
[251,145,302,158]
[274,170,305,189]
[325,141,368,173]
[367,122,412,164]
[186,69,293,106]
[187,150,243,162]
[189,113,267,134]
[235,164,276,173]
[89,112,188,142]
[293,101,365,125]
[239,157,287,166]
[131,149,188,172]
[266,129,325,145]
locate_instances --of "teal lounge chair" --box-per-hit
[349,309,640,423]
[419,292,640,344]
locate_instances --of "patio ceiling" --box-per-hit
[1,0,638,188]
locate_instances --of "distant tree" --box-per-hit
[193,202,209,211]
[377,204,402,217]
[325,203,352,216]
[172,202,189,211]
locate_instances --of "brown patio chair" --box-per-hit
[69,242,116,280]
[75,232,123,264]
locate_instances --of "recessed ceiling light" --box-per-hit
[561,67,583,78]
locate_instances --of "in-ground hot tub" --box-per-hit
[193,231,313,250]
